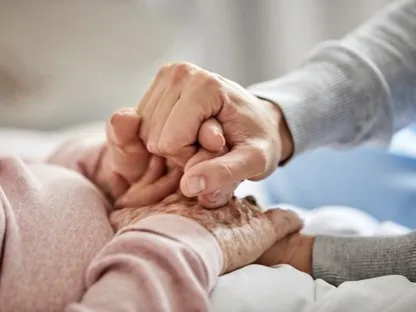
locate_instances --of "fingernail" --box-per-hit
[215,130,226,147]
[188,176,206,195]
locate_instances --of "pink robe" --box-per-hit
[0,140,222,311]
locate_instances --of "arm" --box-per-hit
[47,109,151,200]
[312,231,416,286]
[46,137,106,184]
[257,231,416,286]
[65,215,222,312]
[249,0,416,156]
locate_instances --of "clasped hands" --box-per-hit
[100,107,301,274]
[97,62,310,274]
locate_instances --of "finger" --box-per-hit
[180,144,265,197]
[198,118,225,153]
[137,64,172,116]
[184,144,235,208]
[167,145,197,168]
[137,67,173,141]
[197,182,238,208]
[107,108,140,145]
[265,209,303,239]
[115,168,182,208]
[105,171,130,200]
[184,145,228,172]
[157,78,224,159]
[95,151,130,199]
[147,64,192,153]
[106,109,150,183]
[137,155,166,186]
[146,89,181,152]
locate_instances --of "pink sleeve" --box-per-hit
[46,138,106,183]
[65,214,223,312]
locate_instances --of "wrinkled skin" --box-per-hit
[111,192,302,274]
[135,62,293,208]
[108,109,303,274]
[108,126,302,274]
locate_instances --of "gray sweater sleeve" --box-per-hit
[249,0,416,285]
[313,232,416,286]
[249,0,416,155]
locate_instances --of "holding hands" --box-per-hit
[137,62,294,208]
[104,106,303,274]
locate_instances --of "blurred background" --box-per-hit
[0,0,391,129]
[3,0,416,228]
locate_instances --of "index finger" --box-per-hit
[157,87,224,157]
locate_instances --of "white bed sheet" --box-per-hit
[2,124,415,311]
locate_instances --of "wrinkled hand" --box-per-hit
[97,107,228,206]
[137,62,293,208]
[110,193,303,274]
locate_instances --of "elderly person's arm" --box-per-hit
[65,214,223,312]
[66,180,302,311]
[0,122,301,311]
[64,119,302,311]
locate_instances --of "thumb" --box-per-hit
[198,118,225,152]
[180,144,265,197]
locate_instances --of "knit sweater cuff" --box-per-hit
[312,232,416,286]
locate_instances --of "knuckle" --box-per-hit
[158,139,177,156]
[157,63,172,78]
[280,209,301,231]
[194,72,221,89]
[146,142,158,154]
[249,145,269,173]
[216,162,234,182]
[205,75,221,89]
[170,62,192,86]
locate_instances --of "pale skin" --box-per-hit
[134,62,313,273]
[104,107,306,275]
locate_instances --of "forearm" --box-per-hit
[65,215,222,312]
[249,0,416,156]
[46,138,123,199]
[312,231,416,286]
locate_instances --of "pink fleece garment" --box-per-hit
[0,140,222,312]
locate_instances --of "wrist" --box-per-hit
[258,98,294,164]
[287,234,314,275]
[277,105,294,164]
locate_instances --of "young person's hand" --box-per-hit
[137,62,294,208]
[255,232,315,275]
[97,107,226,206]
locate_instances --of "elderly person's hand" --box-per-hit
[255,232,315,275]
[110,150,303,274]
[97,106,227,207]
[137,62,294,208]
[94,107,183,205]
[111,193,302,274]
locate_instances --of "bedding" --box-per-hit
[1,124,415,312]
[264,125,416,228]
